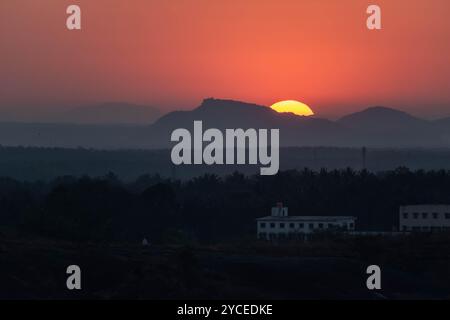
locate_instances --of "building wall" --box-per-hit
[257,218,355,239]
[399,205,450,232]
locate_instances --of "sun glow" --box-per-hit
[270,100,314,116]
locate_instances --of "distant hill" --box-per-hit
[0,122,146,149]
[0,99,449,148]
[149,98,350,148]
[434,117,450,127]
[338,106,428,131]
[336,106,444,147]
[57,102,161,125]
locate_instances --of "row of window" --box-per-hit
[258,233,308,240]
[259,222,354,229]
[402,212,450,219]
[402,226,450,231]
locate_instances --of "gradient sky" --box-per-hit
[1,0,449,119]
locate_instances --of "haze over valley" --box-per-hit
[0,98,449,149]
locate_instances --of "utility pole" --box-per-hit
[362,146,367,170]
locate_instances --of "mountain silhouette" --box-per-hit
[0,99,448,148]
[57,102,161,125]
[337,106,443,147]
[338,106,428,131]
[0,103,161,125]
[434,116,450,127]
[148,98,350,148]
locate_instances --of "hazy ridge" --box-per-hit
[0,99,449,149]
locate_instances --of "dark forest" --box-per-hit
[2,167,450,244]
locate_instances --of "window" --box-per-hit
[328,223,333,229]
[299,223,304,228]
[289,223,295,228]
[422,212,428,219]
[318,223,324,229]
[270,223,275,229]
[260,222,266,228]
[433,212,439,219]
[279,223,285,228]
[403,213,408,219]
[446,213,450,219]
[413,212,419,219]
[402,226,408,231]
[309,223,314,229]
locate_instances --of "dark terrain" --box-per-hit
[1,236,449,300]
[0,169,450,299]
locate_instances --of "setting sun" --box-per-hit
[270,100,314,116]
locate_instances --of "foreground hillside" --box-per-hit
[0,236,449,299]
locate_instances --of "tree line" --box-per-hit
[1,167,450,244]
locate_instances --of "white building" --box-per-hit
[256,203,356,240]
[399,205,450,232]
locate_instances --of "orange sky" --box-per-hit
[1,0,449,118]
